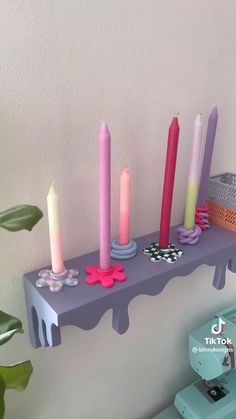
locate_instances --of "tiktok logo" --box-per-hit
[210,317,226,335]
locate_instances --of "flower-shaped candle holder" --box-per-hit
[111,240,137,260]
[177,225,202,245]
[36,268,79,293]
[143,243,184,263]
[85,264,127,288]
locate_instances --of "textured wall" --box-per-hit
[1,1,236,418]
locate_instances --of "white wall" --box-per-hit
[1,1,236,418]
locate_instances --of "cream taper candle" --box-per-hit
[47,183,65,274]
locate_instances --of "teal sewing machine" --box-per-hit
[174,305,236,419]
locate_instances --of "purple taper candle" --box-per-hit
[197,106,218,207]
[99,122,111,270]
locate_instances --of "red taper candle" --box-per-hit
[159,117,180,249]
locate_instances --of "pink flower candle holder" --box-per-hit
[85,265,126,288]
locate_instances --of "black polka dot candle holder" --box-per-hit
[143,242,184,263]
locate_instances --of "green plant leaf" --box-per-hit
[0,311,23,346]
[0,205,43,232]
[0,361,33,390]
[0,376,5,419]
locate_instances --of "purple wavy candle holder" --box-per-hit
[111,240,137,260]
[24,225,236,348]
[177,225,202,244]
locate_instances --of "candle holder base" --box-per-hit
[36,268,79,293]
[195,207,210,231]
[143,243,184,263]
[177,225,202,245]
[85,265,126,288]
[111,240,137,260]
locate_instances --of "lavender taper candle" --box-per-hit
[197,107,218,207]
[85,123,126,288]
[99,122,111,270]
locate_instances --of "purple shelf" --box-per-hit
[24,225,236,348]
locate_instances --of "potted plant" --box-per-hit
[0,204,43,418]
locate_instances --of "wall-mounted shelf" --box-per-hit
[24,224,236,348]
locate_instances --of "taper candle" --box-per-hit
[99,122,111,270]
[85,123,126,287]
[119,168,131,245]
[144,116,184,262]
[197,106,218,207]
[47,183,65,274]
[159,116,180,249]
[184,114,203,229]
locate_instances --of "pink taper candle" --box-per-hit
[119,168,131,245]
[47,183,65,274]
[99,123,111,270]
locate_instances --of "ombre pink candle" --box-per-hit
[47,183,65,274]
[99,123,111,270]
[119,168,131,245]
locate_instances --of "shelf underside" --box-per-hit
[24,224,236,348]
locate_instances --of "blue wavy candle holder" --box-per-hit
[111,239,137,260]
